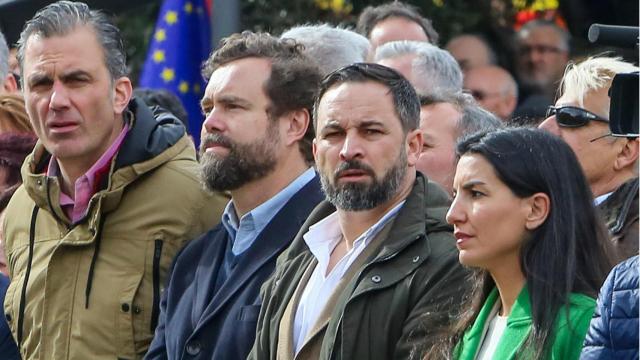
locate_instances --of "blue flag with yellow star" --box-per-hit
[140,0,211,145]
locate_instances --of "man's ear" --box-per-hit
[2,73,18,93]
[524,192,550,231]
[113,76,133,114]
[406,128,423,167]
[614,137,639,171]
[282,108,310,146]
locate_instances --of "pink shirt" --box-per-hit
[48,123,130,223]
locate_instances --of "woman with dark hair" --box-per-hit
[429,128,613,359]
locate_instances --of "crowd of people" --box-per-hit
[0,1,637,359]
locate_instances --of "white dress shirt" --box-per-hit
[292,201,405,353]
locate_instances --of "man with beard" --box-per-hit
[249,63,469,360]
[145,32,324,360]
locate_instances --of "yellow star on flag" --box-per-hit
[193,83,201,94]
[179,81,189,93]
[165,11,178,25]
[161,68,175,82]
[152,50,165,63]
[154,29,166,42]
[184,2,193,13]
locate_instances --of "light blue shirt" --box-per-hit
[222,167,316,255]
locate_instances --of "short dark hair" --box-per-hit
[203,31,322,164]
[356,1,439,45]
[134,88,189,132]
[17,1,127,82]
[313,63,420,133]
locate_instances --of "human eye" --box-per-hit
[470,189,485,198]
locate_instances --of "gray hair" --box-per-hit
[281,24,370,77]
[374,40,463,96]
[517,19,570,52]
[421,92,502,138]
[17,1,127,83]
[0,31,9,83]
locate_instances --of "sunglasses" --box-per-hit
[546,106,609,128]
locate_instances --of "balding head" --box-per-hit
[445,34,496,73]
[464,65,517,121]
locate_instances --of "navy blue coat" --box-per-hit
[0,273,20,360]
[581,255,639,360]
[145,176,323,360]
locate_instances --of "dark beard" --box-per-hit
[199,125,279,192]
[320,150,407,211]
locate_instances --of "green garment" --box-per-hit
[455,285,595,360]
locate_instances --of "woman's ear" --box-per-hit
[524,192,550,231]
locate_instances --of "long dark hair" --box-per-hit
[425,128,613,359]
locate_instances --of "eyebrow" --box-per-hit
[200,94,251,110]
[461,180,485,190]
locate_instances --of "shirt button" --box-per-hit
[186,340,201,355]
[413,256,420,263]
[133,305,142,314]
[121,303,130,312]
[371,275,381,283]
[5,313,11,322]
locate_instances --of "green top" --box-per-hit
[454,285,596,360]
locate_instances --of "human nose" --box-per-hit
[445,194,466,225]
[49,81,71,111]
[339,133,364,161]
[538,115,560,135]
[202,107,226,134]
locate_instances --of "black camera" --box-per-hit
[588,24,639,137]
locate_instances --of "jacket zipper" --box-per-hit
[150,239,163,332]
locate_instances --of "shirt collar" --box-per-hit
[303,200,405,273]
[222,167,316,255]
[594,191,613,206]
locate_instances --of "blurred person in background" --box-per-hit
[539,56,639,263]
[281,23,370,77]
[357,1,438,59]
[417,92,502,194]
[426,128,612,359]
[464,65,518,122]
[512,20,570,124]
[0,93,33,360]
[374,40,462,96]
[0,31,18,93]
[445,34,497,73]
[134,88,190,133]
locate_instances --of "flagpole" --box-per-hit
[211,0,240,47]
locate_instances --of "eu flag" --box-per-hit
[139,0,211,146]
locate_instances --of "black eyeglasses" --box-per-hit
[546,106,609,128]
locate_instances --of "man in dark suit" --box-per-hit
[145,32,324,360]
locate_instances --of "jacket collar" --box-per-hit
[192,175,324,332]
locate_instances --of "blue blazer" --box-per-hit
[145,176,323,360]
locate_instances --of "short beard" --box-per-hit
[320,150,407,211]
[199,124,279,192]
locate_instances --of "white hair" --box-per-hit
[560,56,639,113]
[281,24,370,77]
[374,40,462,96]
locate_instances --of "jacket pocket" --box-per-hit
[150,239,163,332]
[116,271,145,359]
